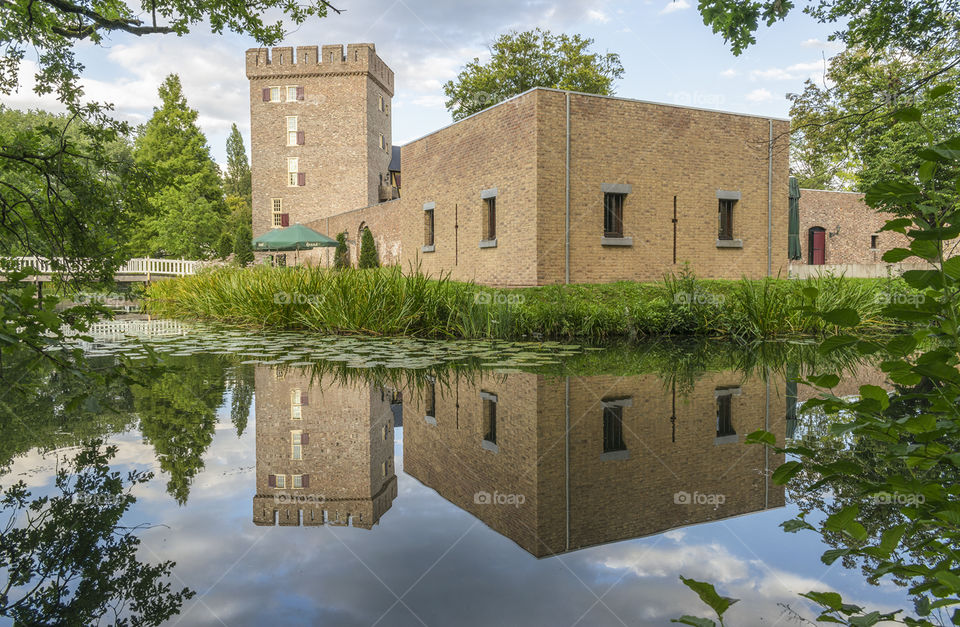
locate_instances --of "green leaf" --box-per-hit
[821,308,860,327]
[802,590,843,610]
[745,429,776,445]
[882,247,914,262]
[678,577,739,619]
[887,335,918,356]
[771,461,803,485]
[671,617,715,627]
[894,106,922,122]
[902,270,943,290]
[859,385,890,410]
[943,256,960,280]
[808,373,840,388]
[928,83,954,99]
[881,219,913,233]
[820,334,860,353]
[820,548,852,565]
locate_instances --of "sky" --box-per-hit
[6,0,845,167]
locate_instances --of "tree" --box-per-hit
[216,232,234,259]
[443,29,624,120]
[233,224,253,266]
[789,45,960,191]
[334,231,350,269]
[358,227,380,269]
[132,74,227,258]
[224,124,252,200]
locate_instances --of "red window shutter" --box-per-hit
[302,474,310,488]
[301,432,309,445]
[280,213,290,227]
[300,392,308,406]
[297,130,305,146]
[297,172,305,186]
[296,86,305,100]
[262,88,270,102]
[268,474,276,487]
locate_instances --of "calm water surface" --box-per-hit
[0,320,910,625]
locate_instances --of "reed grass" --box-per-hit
[145,264,913,342]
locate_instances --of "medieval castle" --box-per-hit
[246,43,909,285]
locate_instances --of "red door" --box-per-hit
[809,228,826,265]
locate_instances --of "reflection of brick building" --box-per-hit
[404,371,787,557]
[252,366,397,529]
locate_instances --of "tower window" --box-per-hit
[378,94,385,112]
[483,197,496,241]
[424,205,435,248]
[269,87,281,102]
[717,395,735,437]
[871,234,879,249]
[291,431,303,460]
[602,405,626,453]
[481,392,497,445]
[274,474,286,489]
[286,116,298,146]
[286,86,298,102]
[291,388,302,419]
[379,133,385,150]
[271,198,283,228]
[287,158,299,187]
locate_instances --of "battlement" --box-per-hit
[245,43,394,95]
[252,477,398,529]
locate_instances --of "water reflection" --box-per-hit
[252,366,399,528]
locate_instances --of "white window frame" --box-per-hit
[269,86,281,102]
[291,430,302,460]
[286,86,299,102]
[271,198,283,228]
[291,388,302,419]
[291,474,303,489]
[275,474,286,489]
[286,116,298,146]
[378,94,384,112]
[378,133,385,150]
[287,158,299,187]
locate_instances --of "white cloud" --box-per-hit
[801,38,844,52]
[587,9,611,22]
[720,68,738,78]
[745,88,776,102]
[659,0,691,14]
[750,61,824,81]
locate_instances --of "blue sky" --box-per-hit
[8,0,843,166]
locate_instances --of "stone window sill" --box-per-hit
[479,239,497,249]
[482,440,499,453]
[424,415,437,426]
[600,450,630,461]
[601,237,633,247]
[716,239,743,248]
[714,435,739,445]
[421,245,435,253]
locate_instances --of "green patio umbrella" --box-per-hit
[788,177,802,260]
[252,223,338,264]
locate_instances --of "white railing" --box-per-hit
[2,257,200,277]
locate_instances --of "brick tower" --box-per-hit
[246,44,394,237]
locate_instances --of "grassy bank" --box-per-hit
[144,264,916,342]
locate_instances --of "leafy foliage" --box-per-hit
[334,231,350,270]
[224,123,251,200]
[233,223,253,266]
[443,28,624,120]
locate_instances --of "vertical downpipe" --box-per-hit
[764,369,770,509]
[767,119,773,277]
[565,93,571,285]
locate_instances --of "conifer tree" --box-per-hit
[334,232,350,269]
[224,124,252,200]
[358,227,380,269]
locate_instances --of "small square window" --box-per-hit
[603,193,625,238]
[292,474,303,489]
[269,87,281,102]
[718,199,735,240]
[275,474,286,489]
[286,86,298,102]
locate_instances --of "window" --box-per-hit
[291,431,303,460]
[381,460,388,477]
[378,94,384,112]
[269,87,281,102]
[718,199,735,240]
[716,396,735,437]
[292,474,303,489]
[424,205,435,248]
[603,193,625,238]
[602,405,626,453]
[286,117,298,146]
[871,234,879,250]
[483,197,496,241]
[425,378,436,417]
[481,393,497,445]
[271,198,283,228]
[379,133,385,150]
[291,388,302,419]
[286,86,298,102]
[287,158,299,187]
[382,424,389,441]
[274,474,286,489]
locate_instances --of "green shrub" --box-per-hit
[215,232,233,259]
[358,227,380,269]
[334,232,350,270]
[232,225,253,267]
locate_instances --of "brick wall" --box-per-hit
[403,370,787,557]
[252,365,397,529]
[794,189,909,265]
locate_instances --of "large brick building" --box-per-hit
[247,43,795,286]
[403,370,787,557]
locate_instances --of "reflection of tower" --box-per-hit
[404,370,787,557]
[252,366,397,529]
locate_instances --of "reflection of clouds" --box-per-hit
[3,423,909,626]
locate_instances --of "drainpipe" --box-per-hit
[565,376,570,551]
[565,93,571,285]
[767,119,773,277]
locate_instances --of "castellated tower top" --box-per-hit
[245,43,394,96]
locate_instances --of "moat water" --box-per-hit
[0,320,911,625]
